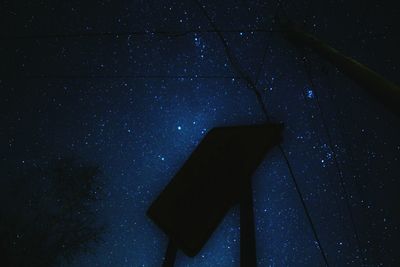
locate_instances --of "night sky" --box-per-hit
[2,0,400,266]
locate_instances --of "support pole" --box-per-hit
[162,239,177,267]
[240,178,257,267]
[281,20,400,117]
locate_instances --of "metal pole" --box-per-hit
[162,239,177,267]
[240,178,257,267]
[281,20,400,117]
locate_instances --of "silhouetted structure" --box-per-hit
[147,123,283,266]
[281,19,400,117]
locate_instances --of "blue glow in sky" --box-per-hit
[2,0,400,266]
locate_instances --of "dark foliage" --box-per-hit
[0,158,105,267]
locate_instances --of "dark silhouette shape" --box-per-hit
[0,158,105,267]
[280,19,400,117]
[162,240,178,267]
[240,177,257,267]
[147,123,283,266]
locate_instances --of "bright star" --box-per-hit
[306,89,314,99]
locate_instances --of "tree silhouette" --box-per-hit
[0,158,105,267]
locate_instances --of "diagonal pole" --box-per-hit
[281,19,400,117]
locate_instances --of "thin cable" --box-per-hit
[1,29,285,41]
[276,0,363,260]
[301,53,365,263]
[241,0,275,93]
[278,145,330,266]
[3,74,241,80]
[324,73,380,264]
[193,0,270,121]
[193,1,330,266]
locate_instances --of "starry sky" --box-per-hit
[1,0,400,266]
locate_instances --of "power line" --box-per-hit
[193,0,270,120]
[193,1,330,266]
[3,74,241,80]
[274,0,363,262]
[301,52,365,264]
[323,71,381,264]
[1,29,285,41]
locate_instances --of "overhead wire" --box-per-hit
[275,0,371,260]
[300,50,365,264]
[3,74,242,80]
[1,29,285,41]
[322,70,382,265]
[3,3,364,264]
[193,0,330,266]
[193,0,270,120]
[274,0,366,264]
